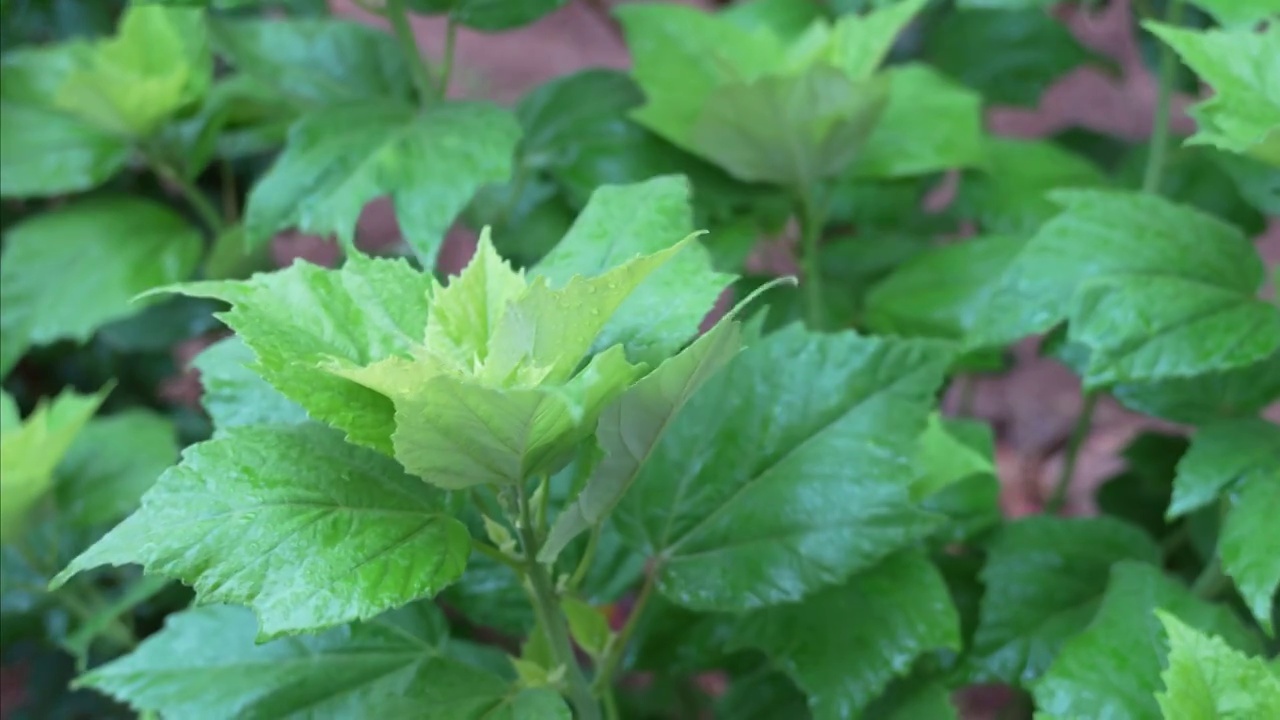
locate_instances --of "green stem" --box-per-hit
[1046,391,1099,515]
[438,18,458,99]
[592,565,658,695]
[57,587,136,652]
[796,190,827,329]
[386,0,436,108]
[568,524,601,591]
[515,485,601,720]
[148,157,224,235]
[1142,0,1185,195]
[471,537,522,572]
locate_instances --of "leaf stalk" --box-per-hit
[796,189,827,329]
[386,0,437,109]
[1141,0,1185,194]
[1045,390,1098,514]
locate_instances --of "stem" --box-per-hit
[219,159,239,224]
[438,18,458,99]
[148,157,224,235]
[603,686,621,720]
[471,537,522,572]
[593,566,658,695]
[1142,0,1185,195]
[568,524,602,591]
[1045,391,1099,515]
[515,485,601,720]
[796,190,827,329]
[386,0,436,108]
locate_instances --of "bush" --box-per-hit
[1,0,1277,718]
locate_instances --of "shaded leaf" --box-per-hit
[407,0,568,32]
[53,424,471,638]
[1170,418,1280,517]
[55,410,178,528]
[957,137,1107,234]
[192,336,310,434]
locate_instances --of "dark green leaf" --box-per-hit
[617,324,953,611]
[210,17,413,105]
[1109,350,1280,424]
[730,550,960,719]
[81,602,566,718]
[957,137,1107,235]
[245,100,520,263]
[1211,152,1280,215]
[1116,146,1266,236]
[923,7,1109,107]
[53,424,472,638]
[407,0,568,32]
[0,197,203,371]
[1032,561,1259,720]
[967,516,1161,686]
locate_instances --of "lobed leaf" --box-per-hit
[616,324,954,611]
[53,424,471,638]
[244,100,520,263]
[80,602,566,719]
[1155,611,1280,719]
[730,550,961,719]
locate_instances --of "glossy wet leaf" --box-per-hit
[957,137,1107,234]
[0,197,203,368]
[540,314,743,562]
[1155,611,1280,719]
[966,517,1161,686]
[244,100,520,262]
[923,7,1107,107]
[210,17,412,105]
[54,410,178,528]
[192,336,310,434]
[535,175,734,364]
[0,388,107,542]
[163,254,433,454]
[851,63,985,178]
[616,324,953,611]
[969,190,1280,387]
[0,45,130,197]
[1146,23,1280,166]
[730,550,960,719]
[80,603,566,719]
[53,424,471,638]
[1033,561,1258,720]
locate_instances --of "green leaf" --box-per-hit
[969,190,1280,387]
[687,66,889,185]
[561,596,610,659]
[539,313,743,562]
[1033,561,1259,720]
[54,410,178,528]
[720,0,827,39]
[923,7,1108,107]
[81,602,566,719]
[0,45,130,197]
[0,197,203,368]
[407,0,568,32]
[1170,419,1280,632]
[616,325,954,611]
[789,0,929,81]
[1211,152,1280,215]
[864,679,960,720]
[53,424,471,638]
[1186,0,1280,27]
[1170,418,1280,517]
[910,414,995,500]
[192,336,310,434]
[966,517,1162,686]
[0,387,107,541]
[729,550,960,719]
[865,234,1025,344]
[535,175,734,364]
[244,100,520,263]
[165,254,433,454]
[1155,611,1280,719]
[1109,350,1280,424]
[850,63,986,178]
[55,4,212,137]
[210,17,413,105]
[957,137,1107,234]
[1146,23,1280,166]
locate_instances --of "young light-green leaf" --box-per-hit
[535,175,734,365]
[1155,611,1280,719]
[965,517,1161,686]
[0,197,203,369]
[164,254,433,454]
[1146,23,1280,166]
[616,324,954,611]
[80,602,564,719]
[52,424,471,638]
[244,100,520,262]
[729,550,960,719]
[1033,561,1258,720]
